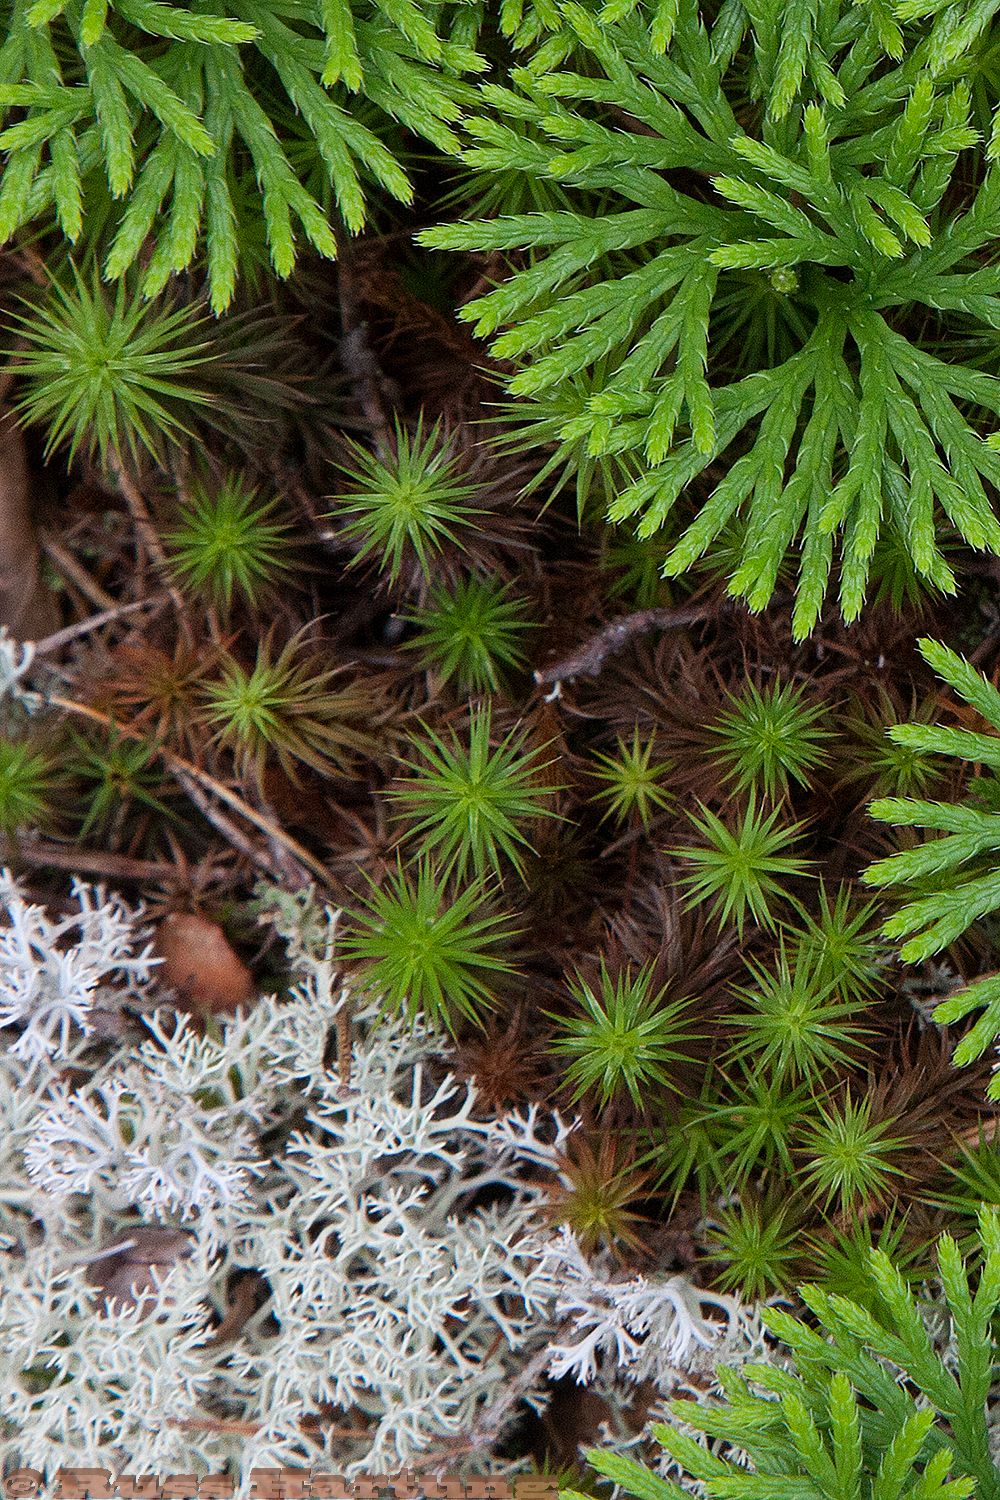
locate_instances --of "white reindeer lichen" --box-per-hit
[0,878,561,1482]
[0,875,775,1490]
[0,871,160,1063]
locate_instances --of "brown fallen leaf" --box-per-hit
[154,912,255,1014]
[84,1227,195,1315]
[204,1269,269,1346]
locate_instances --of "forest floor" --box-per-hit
[5,218,1000,1471]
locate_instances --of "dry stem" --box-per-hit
[0,834,227,883]
[38,528,119,612]
[46,694,340,894]
[534,602,730,686]
[108,454,194,647]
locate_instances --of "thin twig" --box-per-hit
[0,413,59,640]
[166,1418,263,1435]
[171,768,284,880]
[32,595,168,656]
[108,454,194,647]
[46,694,340,894]
[949,1114,1000,1152]
[37,528,119,612]
[336,990,352,1087]
[0,834,225,883]
[258,795,315,890]
[107,455,170,569]
[161,760,336,894]
[167,1417,382,1437]
[533,602,730,686]
[334,223,398,455]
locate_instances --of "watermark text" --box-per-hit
[4,1472,560,1500]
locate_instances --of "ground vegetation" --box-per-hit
[6,0,1000,1484]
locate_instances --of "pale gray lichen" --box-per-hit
[0,871,160,1064]
[0,876,777,1490]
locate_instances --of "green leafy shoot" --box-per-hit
[541,1135,651,1260]
[860,639,1000,1078]
[70,725,178,839]
[389,705,560,883]
[711,679,833,801]
[781,881,886,1006]
[586,1207,1000,1500]
[199,632,380,790]
[545,959,700,1110]
[420,8,1000,638]
[328,416,480,586]
[163,476,294,613]
[670,792,813,937]
[799,1087,910,1215]
[0,0,484,310]
[593,1339,966,1500]
[704,1194,804,1302]
[710,1060,818,1185]
[339,858,518,1035]
[840,688,946,799]
[402,574,532,692]
[724,937,875,1086]
[591,727,674,830]
[9,270,219,468]
[864,638,1000,962]
[638,1068,733,1213]
[0,738,55,840]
